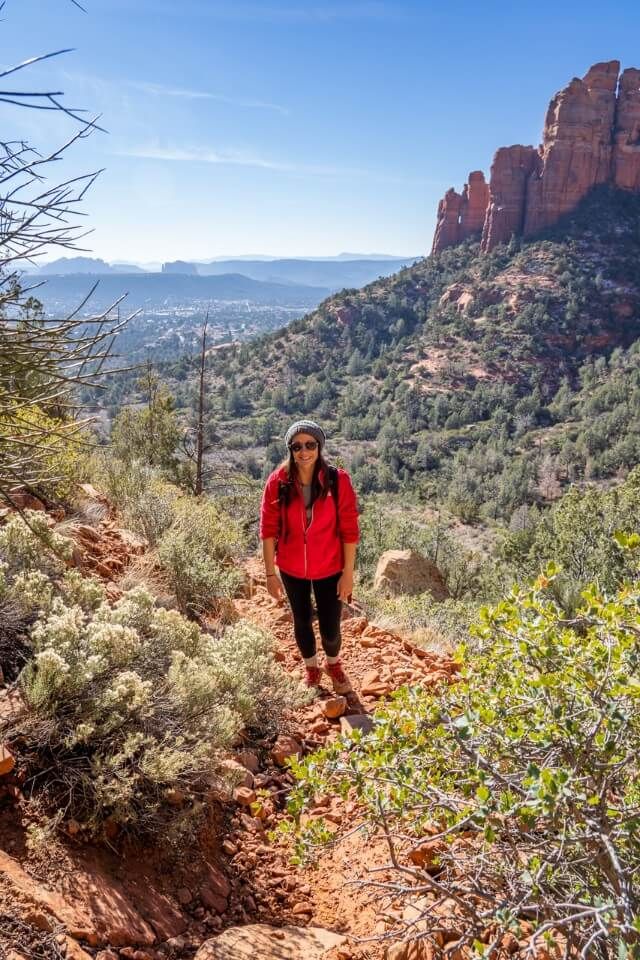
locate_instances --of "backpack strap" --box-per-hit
[277,477,292,542]
[327,465,340,534]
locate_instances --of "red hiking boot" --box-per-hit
[305,666,323,689]
[324,660,352,695]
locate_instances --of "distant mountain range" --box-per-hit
[22,254,419,313]
[24,271,329,314]
[161,257,417,290]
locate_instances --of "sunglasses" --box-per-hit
[290,440,318,452]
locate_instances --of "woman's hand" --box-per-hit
[337,571,353,602]
[266,573,284,601]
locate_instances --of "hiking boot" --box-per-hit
[324,660,352,695]
[305,666,323,689]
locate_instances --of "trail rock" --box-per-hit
[236,749,260,773]
[7,487,46,511]
[339,714,374,735]
[0,742,16,776]
[62,938,93,960]
[374,549,449,600]
[233,786,257,807]
[202,862,231,900]
[322,697,347,719]
[407,839,448,873]
[270,735,302,766]
[386,942,436,960]
[194,924,346,959]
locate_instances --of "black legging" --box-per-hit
[279,570,342,659]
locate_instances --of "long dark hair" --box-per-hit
[278,449,332,505]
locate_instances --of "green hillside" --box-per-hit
[206,187,640,522]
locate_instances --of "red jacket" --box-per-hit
[260,466,360,580]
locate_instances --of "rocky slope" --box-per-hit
[432,61,640,254]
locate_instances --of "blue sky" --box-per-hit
[5,0,640,262]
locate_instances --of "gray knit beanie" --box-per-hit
[284,419,326,450]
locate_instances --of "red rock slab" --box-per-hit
[194,924,346,959]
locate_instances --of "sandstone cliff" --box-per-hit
[431,60,640,254]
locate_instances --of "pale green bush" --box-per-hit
[0,514,76,681]
[91,452,159,510]
[122,478,181,545]
[7,579,301,838]
[157,498,244,616]
[0,510,72,577]
[359,586,476,651]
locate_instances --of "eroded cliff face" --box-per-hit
[614,68,640,190]
[431,60,640,255]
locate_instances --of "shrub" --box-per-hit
[286,553,640,958]
[91,455,160,518]
[121,478,181,546]
[359,587,475,651]
[0,510,72,578]
[6,583,302,838]
[157,498,244,616]
[1,402,91,502]
[0,514,75,681]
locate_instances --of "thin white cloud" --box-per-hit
[113,143,421,183]
[115,1,406,22]
[199,2,403,21]
[130,81,289,115]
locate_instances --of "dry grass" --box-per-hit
[115,552,174,606]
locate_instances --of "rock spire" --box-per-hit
[431,60,640,255]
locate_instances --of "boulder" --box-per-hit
[373,550,449,600]
[194,924,346,959]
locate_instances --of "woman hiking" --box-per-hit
[259,419,360,694]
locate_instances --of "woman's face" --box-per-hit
[290,432,320,471]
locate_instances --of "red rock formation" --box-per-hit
[613,68,640,190]
[461,170,489,235]
[431,172,489,254]
[523,60,619,237]
[481,146,540,252]
[431,188,463,254]
[431,59,640,255]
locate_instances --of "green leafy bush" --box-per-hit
[8,584,301,838]
[286,555,640,957]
